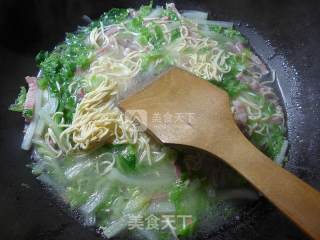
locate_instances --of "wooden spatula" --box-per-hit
[119,67,320,239]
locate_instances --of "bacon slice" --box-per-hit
[24,76,38,110]
[232,100,248,124]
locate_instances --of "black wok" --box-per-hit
[0,0,319,239]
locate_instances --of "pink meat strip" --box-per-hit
[232,100,248,124]
[231,42,245,54]
[269,115,283,124]
[24,76,38,110]
[251,54,269,75]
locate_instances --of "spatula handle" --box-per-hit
[119,67,320,238]
[204,134,320,239]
